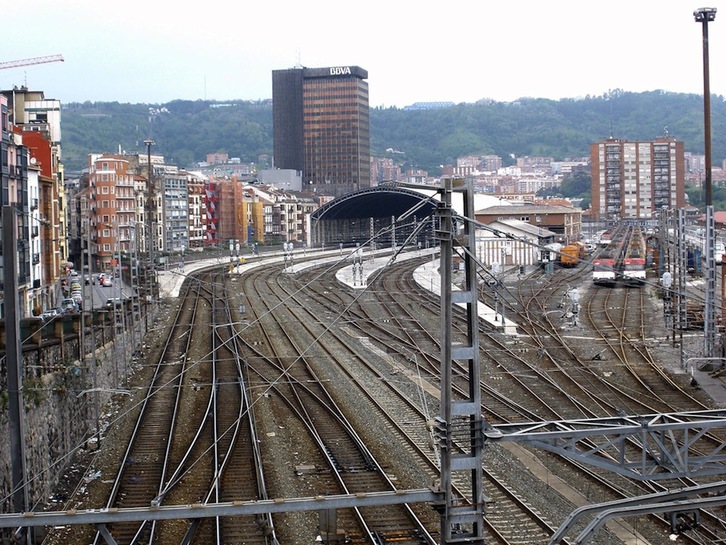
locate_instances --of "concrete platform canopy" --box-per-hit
[309,184,508,249]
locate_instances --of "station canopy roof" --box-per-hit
[311,185,509,222]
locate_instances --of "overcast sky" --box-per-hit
[2,1,723,108]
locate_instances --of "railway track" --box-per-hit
[238,263,439,544]
[44,248,726,545]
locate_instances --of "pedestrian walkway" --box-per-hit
[410,259,518,336]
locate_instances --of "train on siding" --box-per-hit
[592,225,647,287]
[619,226,647,286]
[539,241,591,269]
[559,242,586,267]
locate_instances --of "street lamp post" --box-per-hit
[694,7,718,359]
[695,7,716,207]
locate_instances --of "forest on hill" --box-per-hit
[59,90,726,180]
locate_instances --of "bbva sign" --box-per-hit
[330,66,352,75]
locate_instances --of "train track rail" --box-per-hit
[44,249,726,545]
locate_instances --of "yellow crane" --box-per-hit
[0,54,64,70]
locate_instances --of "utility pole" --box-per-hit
[83,199,100,447]
[144,139,155,320]
[435,177,485,544]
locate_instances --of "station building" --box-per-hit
[474,203,582,244]
[309,184,509,250]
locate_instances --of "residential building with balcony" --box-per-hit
[1,88,64,316]
[590,137,685,220]
[187,171,207,250]
[86,154,138,271]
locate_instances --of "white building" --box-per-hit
[476,218,557,270]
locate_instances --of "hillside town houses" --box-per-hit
[7,86,724,319]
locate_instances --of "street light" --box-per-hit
[694,7,717,358]
[694,7,716,207]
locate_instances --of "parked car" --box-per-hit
[104,297,124,309]
[40,309,59,321]
[60,298,78,314]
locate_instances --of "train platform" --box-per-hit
[159,248,518,336]
[331,249,518,335]
[655,333,726,408]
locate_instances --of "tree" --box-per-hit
[559,170,591,198]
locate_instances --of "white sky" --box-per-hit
[1,1,724,108]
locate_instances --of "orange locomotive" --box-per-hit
[559,242,585,267]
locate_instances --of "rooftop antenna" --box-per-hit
[294,48,303,69]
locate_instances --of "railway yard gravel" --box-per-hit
[42,268,726,545]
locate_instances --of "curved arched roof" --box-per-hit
[311,186,439,222]
[310,185,510,222]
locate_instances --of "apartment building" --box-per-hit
[590,137,685,220]
[86,154,138,271]
[187,172,207,250]
[1,89,64,315]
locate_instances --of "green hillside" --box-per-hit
[59,90,726,178]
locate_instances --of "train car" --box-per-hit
[560,242,585,267]
[598,231,612,247]
[593,227,625,286]
[619,225,646,286]
[620,257,646,286]
[592,256,617,286]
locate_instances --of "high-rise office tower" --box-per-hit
[590,137,685,220]
[273,66,370,197]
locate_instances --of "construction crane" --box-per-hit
[0,54,64,71]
